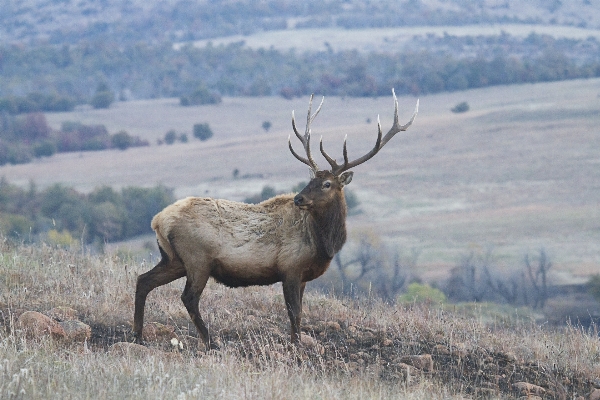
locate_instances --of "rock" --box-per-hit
[46,306,78,322]
[59,320,91,342]
[433,344,451,355]
[300,333,317,347]
[17,311,66,339]
[399,354,434,372]
[512,382,545,396]
[326,321,341,331]
[109,342,155,357]
[142,322,177,342]
[589,388,600,400]
[300,333,324,354]
[382,338,393,347]
[518,396,542,400]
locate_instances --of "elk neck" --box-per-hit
[307,190,348,261]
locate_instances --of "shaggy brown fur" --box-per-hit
[134,91,416,347]
[134,171,351,346]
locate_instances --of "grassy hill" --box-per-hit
[0,240,598,399]
[1,78,599,281]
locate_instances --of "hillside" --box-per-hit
[1,79,599,282]
[0,241,599,399]
[3,0,600,46]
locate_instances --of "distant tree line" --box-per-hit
[3,0,577,47]
[0,112,148,166]
[0,178,174,246]
[1,33,600,104]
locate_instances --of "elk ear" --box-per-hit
[308,168,316,179]
[338,171,353,187]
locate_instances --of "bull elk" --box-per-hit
[134,90,418,347]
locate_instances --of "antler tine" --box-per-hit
[289,94,324,172]
[320,89,418,176]
[380,89,419,148]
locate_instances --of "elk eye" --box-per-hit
[323,181,331,189]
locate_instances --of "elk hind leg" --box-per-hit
[134,246,185,343]
[180,273,215,349]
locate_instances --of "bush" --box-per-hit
[451,101,470,113]
[244,185,279,204]
[0,213,33,239]
[91,91,114,109]
[33,141,57,157]
[111,131,133,150]
[91,83,115,109]
[588,274,600,302]
[193,123,213,141]
[180,85,222,106]
[164,130,177,145]
[398,283,446,304]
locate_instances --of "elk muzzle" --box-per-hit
[294,193,311,209]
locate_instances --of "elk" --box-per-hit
[133,90,418,347]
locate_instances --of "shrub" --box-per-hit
[164,130,177,144]
[180,85,222,106]
[398,283,446,304]
[451,101,470,113]
[91,91,114,109]
[33,140,57,157]
[0,213,33,239]
[588,274,600,302]
[46,229,76,247]
[91,83,115,109]
[244,185,279,204]
[110,131,132,150]
[193,123,213,141]
[262,121,272,132]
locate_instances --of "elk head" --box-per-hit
[289,89,419,210]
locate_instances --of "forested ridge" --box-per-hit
[2,32,600,107]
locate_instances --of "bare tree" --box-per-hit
[524,248,552,309]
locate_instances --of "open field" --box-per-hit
[2,79,600,281]
[181,24,600,53]
[1,242,599,399]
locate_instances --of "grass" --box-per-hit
[180,24,600,53]
[1,240,599,399]
[2,78,600,279]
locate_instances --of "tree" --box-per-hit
[193,123,213,141]
[91,82,114,109]
[180,85,222,106]
[164,130,177,145]
[111,131,133,150]
[451,102,470,113]
[262,121,272,132]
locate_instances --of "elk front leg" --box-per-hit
[283,279,305,343]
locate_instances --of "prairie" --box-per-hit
[0,241,599,399]
[181,24,600,53]
[2,78,600,281]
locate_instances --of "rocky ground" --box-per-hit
[5,305,599,399]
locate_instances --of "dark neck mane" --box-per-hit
[309,193,347,260]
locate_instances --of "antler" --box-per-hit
[320,89,418,176]
[288,94,324,173]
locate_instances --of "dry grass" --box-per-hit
[1,240,599,399]
[182,24,600,53]
[2,79,600,280]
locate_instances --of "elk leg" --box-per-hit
[134,252,186,343]
[180,274,215,349]
[283,278,304,343]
